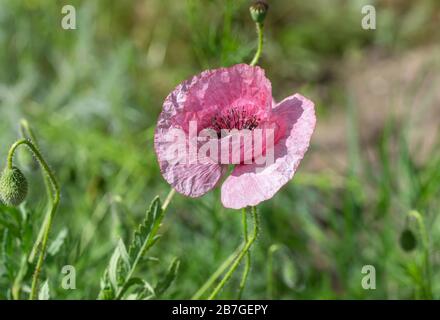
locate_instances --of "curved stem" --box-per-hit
[237,208,251,299]
[19,119,54,203]
[7,139,59,200]
[208,206,259,300]
[19,120,55,264]
[6,139,60,300]
[250,23,264,66]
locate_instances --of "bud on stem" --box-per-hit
[0,166,28,207]
[249,1,269,24]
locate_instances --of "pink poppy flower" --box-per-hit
[154,63,316,209]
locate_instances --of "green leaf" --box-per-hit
[108,239,130,291]
[118,277,156,300]
[0,229,14,280]
[155,258,180,297]
[127,197,163,263]
[38,280,50,300]
[98,197,165,299]
[48,228,68,256]
[98,271,115,300]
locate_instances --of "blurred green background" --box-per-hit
[1,0,440,299]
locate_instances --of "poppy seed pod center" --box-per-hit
[211,107,261,134]
[250,1,269,24]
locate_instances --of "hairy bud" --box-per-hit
[0,166,28,207]
[250,1,269,24]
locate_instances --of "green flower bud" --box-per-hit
[0,166,28,207]
[400,229,417,252]
[250,1,269,24]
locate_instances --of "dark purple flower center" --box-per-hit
[211,107,260,134]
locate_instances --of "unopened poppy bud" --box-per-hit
[400,229,417,252]
[250,1,269,24]
[0,166,28,207]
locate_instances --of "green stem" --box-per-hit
[191,244,242,300]
[162,188,176,212]
[250,23,264,66]
[266,244,281,299]
[11,255,27,300]
[409,210,433,299]
[208,206,259,300]
[6,139,60,300]
[28,214,50,263]
[237,208,251,299]
[19,119,54,204]
[6,140,60,201]
[30,204,58,300]
[19,120,55,264]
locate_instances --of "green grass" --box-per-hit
[0,0,440,299]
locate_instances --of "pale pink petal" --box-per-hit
[156,68,214,133]
[221,94,316,209]
[209,122,276,165]
[173,64,273,131]
[159,160,226,197]
[154,72,225,197]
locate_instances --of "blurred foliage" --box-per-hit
[0,0,440,299]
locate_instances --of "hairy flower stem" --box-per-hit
[250,22,264,66]
[11,120,50,299]
[208,207,259,300]
[6,139,60,300]
[237,208,251,299]
[20,119,54,205]
[20,120,55,264]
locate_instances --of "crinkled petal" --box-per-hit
[160,161,226,197]
[156,68,214,133]
[154,128,226,197]
[154,72,226,197]
[221,94,316,209]
[173,64,273,131]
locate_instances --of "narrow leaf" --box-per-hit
[155,258,180,297]
[38,280,50,300]
[48,228,68,256]
[108,239,130,291]
[128,197,163,263]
